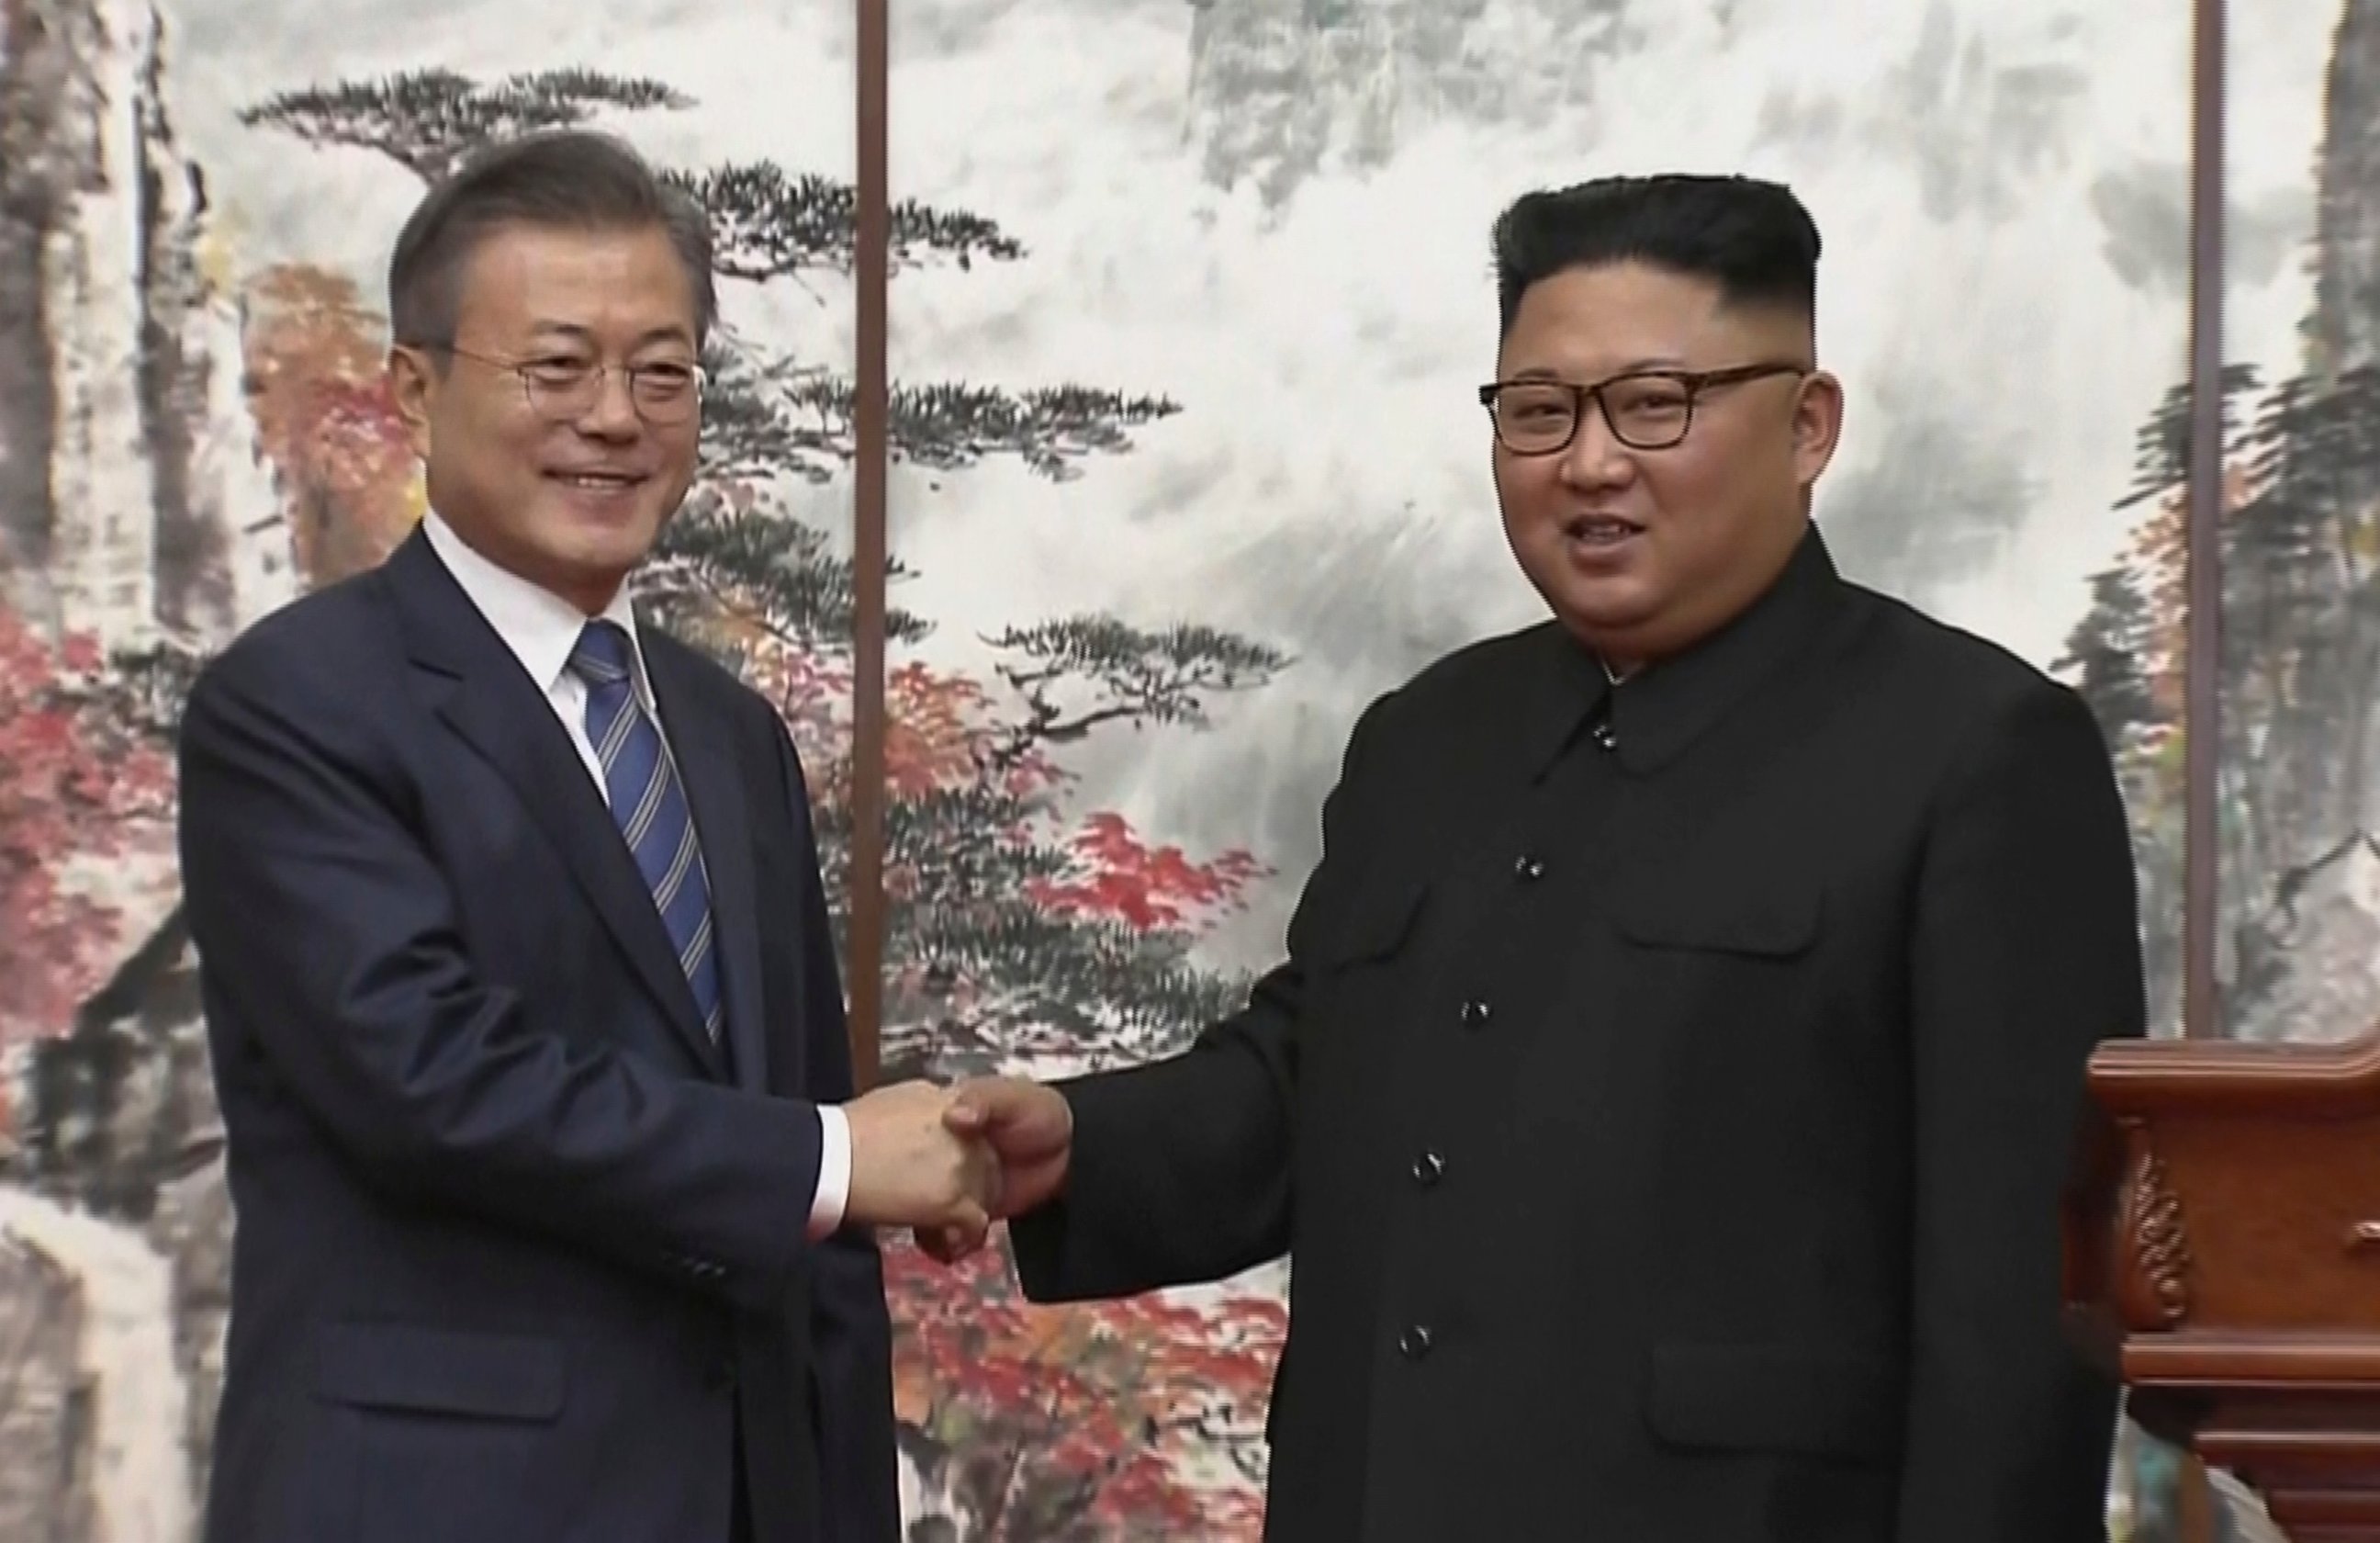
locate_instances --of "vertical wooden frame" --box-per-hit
[2184,0,2224,1050]
[848,0,891,1089]
[2177,2,2226,1535]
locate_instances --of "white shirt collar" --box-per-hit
[419,508,649,702]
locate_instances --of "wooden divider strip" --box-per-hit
[848,0,891,1088]
[2183,0,2225,1049]
[2177,6,2227,1536]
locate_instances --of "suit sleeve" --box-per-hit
[765,715,899,1543]
[175,640,821,1315]
[1896,681,2145,1541]
[1008,693,1391,1301]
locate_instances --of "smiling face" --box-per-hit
[387,220,703,615]
[1489,260,1842,671]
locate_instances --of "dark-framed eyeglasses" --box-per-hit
[432,344,708,425]
[1477,361,1808,454]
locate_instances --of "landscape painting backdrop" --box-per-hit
[0,0,2370,1537]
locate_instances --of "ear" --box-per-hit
[1791,368,1844,487]
[386,344,439,461]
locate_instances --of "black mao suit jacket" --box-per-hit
[1012,525,2144,1543]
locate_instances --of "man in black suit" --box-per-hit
[933,174,2147,1541]
[177,130,989,1543]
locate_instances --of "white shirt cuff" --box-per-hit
[808,1103,851,1241]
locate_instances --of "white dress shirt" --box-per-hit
[421,510,851,1240]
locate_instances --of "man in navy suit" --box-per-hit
[176,130,983,1543]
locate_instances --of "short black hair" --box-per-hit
[387,128,716,349]
[1490,174,1820,336]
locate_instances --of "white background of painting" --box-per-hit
[2231,3,2342,368]
[879,0,2243,970]
[148,0,2343,973]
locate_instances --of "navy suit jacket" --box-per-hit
[177,527,898,1543]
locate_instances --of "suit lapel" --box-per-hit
[642,633,770,1094]
[383,531,726,1076]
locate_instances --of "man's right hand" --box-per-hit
[841,1079,1000,1232]
[915,1076,1074,1264]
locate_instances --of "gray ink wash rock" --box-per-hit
[0,0,284,651]
[1183,0,1639,208]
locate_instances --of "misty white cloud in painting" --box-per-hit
[870,0,2300,962]
[2228,1,2341,363]
[162,0,864,372]
[156,0,2339,963]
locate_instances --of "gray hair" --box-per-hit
[387,128,716,349]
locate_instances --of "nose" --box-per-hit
[576,366,644,439]
[1557,399,1633,490]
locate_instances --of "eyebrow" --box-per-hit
[527,320,695,348]
[1505,355,1689,381]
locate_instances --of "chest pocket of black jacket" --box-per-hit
[1311,872,1428,977]
[1611,876,1821,961]
[1297,873,1429,1136]
[1299,873,1429,1066]
[1609,876,1822,1054]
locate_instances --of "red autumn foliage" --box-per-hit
[243,263,421,585]
[0,609,176,1052]
[886,661,995,796]
[813,646,1278,1528]
[355,404,1282,1526]
[739,638,855,779]
[1028,811,1269,930]
[881,659,1066,801]
[2124,463,2253,730]
[886,1233,1282,1538]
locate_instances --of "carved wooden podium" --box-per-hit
[2065,1032,2380,1541]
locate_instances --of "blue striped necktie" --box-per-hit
[567,620,723,1044]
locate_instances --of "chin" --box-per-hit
[1537,572,1658,631]
[519,527,649,597]
[544,516,640,557]
[537,494,660,545]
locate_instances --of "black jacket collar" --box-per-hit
[1520,523,1845,780]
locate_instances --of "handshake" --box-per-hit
[838,1076,1073,1258]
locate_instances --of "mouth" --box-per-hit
[1562,513,1645,548]
[547,469,649,491]
[544,467,647,485]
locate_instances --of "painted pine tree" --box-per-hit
[2058,353,2380,1044]
[2054,0,2380,1057]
